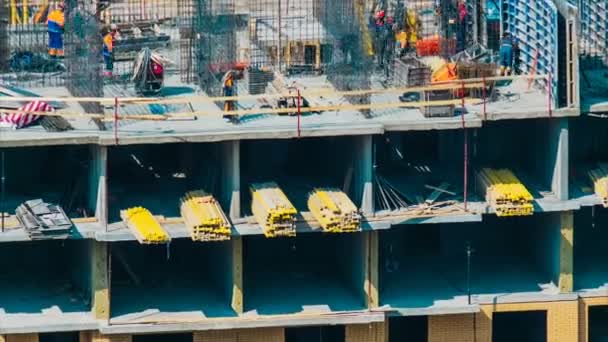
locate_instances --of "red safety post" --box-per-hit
[114,97,119,145]
[482,76,487,120]
[297,89,302,138]
[547,73,553,118]
[461,81,468,211]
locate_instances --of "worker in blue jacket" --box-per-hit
[499,32,514,76]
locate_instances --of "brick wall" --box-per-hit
[89,333,132,342]
[345,322,387,342]
[194,327,284,342]
[427,300,578,342]
[4,335,39,342]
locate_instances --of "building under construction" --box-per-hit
[7,0,608,341]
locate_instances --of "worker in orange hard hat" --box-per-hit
[103,24,118,77]
[46,3,65,58]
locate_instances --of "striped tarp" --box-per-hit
[0,100,53,129]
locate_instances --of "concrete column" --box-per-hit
[4,335,38,342]
[89,145,108,228]
[355,135,374,214]
[232,236,243,314]
[345,322,387,342]
[364,231,379,308]
[91,240,110,320]
[222,140,241,220]
[428,313,491,342]
[551,119,568,201]
[559,211,574,293]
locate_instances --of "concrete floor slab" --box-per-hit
[0,311,98,334]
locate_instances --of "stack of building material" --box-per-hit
[180,190,231,241]
[251,182,297,238]
[120,207,171,244]
[15,199,73,240]
[477,168,534,217]
[308,188,361,233]
[393,57,431,87]
[589,163,608,207]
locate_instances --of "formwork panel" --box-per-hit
[107,143,222,223]
[380,215,561,309]
[109,239,236,321]
[243,233,365,315]
[0,239,92,314]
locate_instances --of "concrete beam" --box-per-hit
[551,119,569,201]
[559,211,573,293]
[91,241,110,320]
[222,140,241,220]
[232,236,243,314]
[355,135,374,214]
[364,231,379,309]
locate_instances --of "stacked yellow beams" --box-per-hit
[251,182,297,238]
[308,188,361,233]
[589,163,608,207]
[180,190,231,241]
[477,168,534,217]
[120,207,171,244]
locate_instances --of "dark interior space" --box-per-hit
[0,239,92,314]
[241,137,355,213]
[132,333,193,342]
[574,207,608,290]
[110,239,235,318]
[492,311,547,342]
[475,120,557,196]
[285,325,345,342]
[569,117,608,199]
[373,130,471,212]
[243,233,365,315]
[39,332,80,342]
[108,143,221,222]
[589,305,608,342]
[389,315,428,342]
[2,145,93,217]
[380,215,559,308]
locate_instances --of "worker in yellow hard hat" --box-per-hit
[46,3,65,58]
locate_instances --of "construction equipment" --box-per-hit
[15,199,73,240]
[307,188,361,233]
[132,48,169,95]
[589,163,608,207]
[251,182,297,238]
[477,168,534,217]
[180,190,231,241]
[120,207,171,244]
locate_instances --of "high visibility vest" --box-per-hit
[103,33,113,57]
[47,9,64,33]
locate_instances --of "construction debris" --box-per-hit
[15,199,73,240]
[180,190,231,241]
[307,188,361,233]
[477,168,534,217]
[120,207,171,244]
[589,163,608,207]
[251,182,297,238]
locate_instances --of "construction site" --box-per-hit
[3,0,608,341]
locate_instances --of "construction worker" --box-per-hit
[103,24,118,77]
[46,3,65,58]
[457,0,467,52]
[499,32,514,76]
[222,71,237,121]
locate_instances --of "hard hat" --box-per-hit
[376,10,385,19]
[58,2,65,9]
[386,16,393,24]
[110,24,118,31]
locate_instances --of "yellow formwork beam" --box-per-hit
[589,163,608,207]
[120,207,171,244]
[477,168,533,217]
[308,188,361,233]
[180,190,231,241]
[251,182,297,238]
